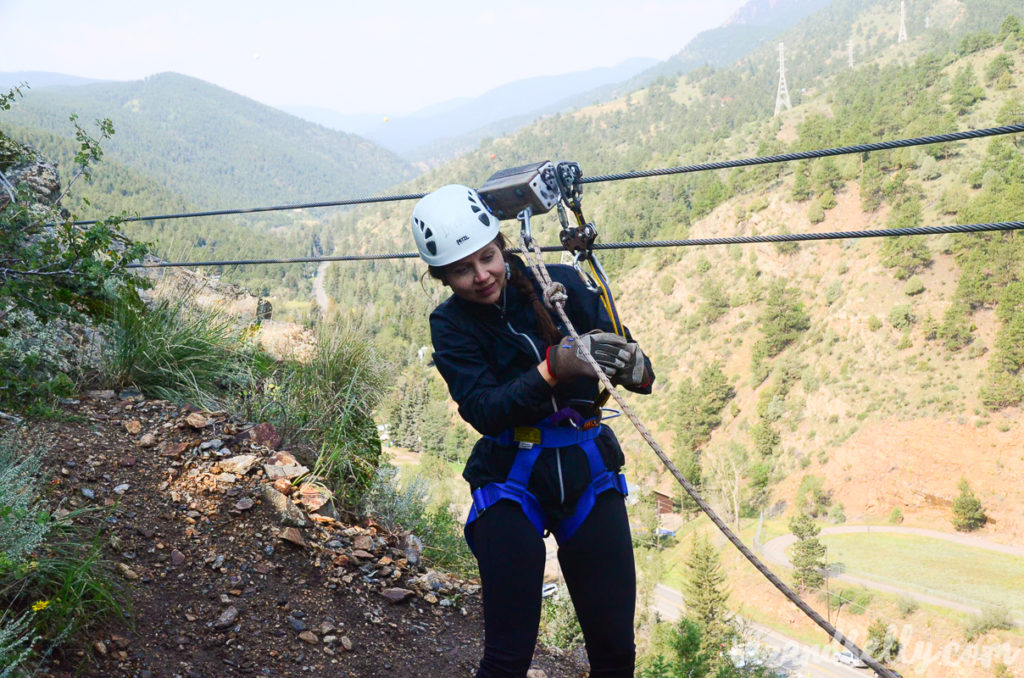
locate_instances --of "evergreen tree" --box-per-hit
[789,512,826,590]
[683,534,734,666]
[880,195,932,279]
[952,478,988,532]
[791,162,813,202]
[753,279,811,359]
[865,618,902,664]
[950,65,985,115]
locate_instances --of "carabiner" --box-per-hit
[572,251,600,293]
[517,206,535,248]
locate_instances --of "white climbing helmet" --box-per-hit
[411,184,500,267]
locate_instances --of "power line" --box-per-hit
[78,123,1024,227]
[127,220,1024,269]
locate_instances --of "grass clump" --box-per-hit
[103,294,259,409]
[0,431,125,674]
[240,325,390,508]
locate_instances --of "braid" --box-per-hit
[506,254,561,346]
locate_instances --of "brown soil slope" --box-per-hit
[35,394,585,678]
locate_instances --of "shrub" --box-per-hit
[829,586,873,615]
[807,201,825,224]
[964,607,1014,641]
[888,305,915,330]
[659,274,676,296]
[887,507,904,524]
[827,503,846,524]
[1,94,149,413]
[867,316,882,332]
[539,583,584,651]
[825,280,842,306]
[904,276,925,296]
[359,467,474,576]
[897,595,918,617]
[0,431,125,673]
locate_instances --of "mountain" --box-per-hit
[0,71,111,90]
[284,59,657,158]
[403,0,836,164]
[319,0,1024,523]
[1,72,415,212]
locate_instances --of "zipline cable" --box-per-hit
[580,123,1024,184]
[516,230,899,678]
[127,220,1024,268]
[77,123,1024,227]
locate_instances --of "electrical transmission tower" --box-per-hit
[774,42,791,116]
[898,1,908,43]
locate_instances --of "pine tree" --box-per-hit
[683,534,734,665]
[952,478,988,532]
[789,512,826,590]
[880,195,932,279]
[865,618,902,664]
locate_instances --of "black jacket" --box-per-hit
[429,260,654,518]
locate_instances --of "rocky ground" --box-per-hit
[34,393,588,678]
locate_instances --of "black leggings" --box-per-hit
[469,490,636,678]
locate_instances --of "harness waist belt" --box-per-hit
[465,423,628,552]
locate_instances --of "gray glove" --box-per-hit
[546,331,628,382]
[613,342,649,388]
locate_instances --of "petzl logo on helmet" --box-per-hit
[456,236,470,245]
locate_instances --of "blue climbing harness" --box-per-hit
[464,421,628,554]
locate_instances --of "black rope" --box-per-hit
[581,123,1024,183]
[127,220,1024,268]
[78,124,1024,227]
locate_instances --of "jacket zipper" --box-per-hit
[502,312,566,505]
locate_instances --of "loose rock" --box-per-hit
[213,605,239,629]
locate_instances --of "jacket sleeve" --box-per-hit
[430,310,555,436]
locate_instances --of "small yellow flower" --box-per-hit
[32,600,50,612]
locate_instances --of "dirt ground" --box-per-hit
[31,393,587,678]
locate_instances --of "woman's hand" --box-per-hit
[544,332,629,383]
[611,342,650,388]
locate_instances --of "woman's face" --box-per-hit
[444,241,506,305]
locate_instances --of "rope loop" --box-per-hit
[542,281,567,309]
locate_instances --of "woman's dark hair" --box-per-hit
[428,232,561,346]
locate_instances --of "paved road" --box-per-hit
[313,261,331,315]
[654,584,869,678]
[760,526,1024,618]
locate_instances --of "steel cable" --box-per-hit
[77,123,1024,227]
[127,220,1024,268]
[581,123,1024,183]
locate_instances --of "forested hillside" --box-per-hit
[2,72,414,210]
[320,0,1024,534]
[0,72,417,300]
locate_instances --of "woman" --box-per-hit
[412,184,654,678]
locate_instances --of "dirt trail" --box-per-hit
[313,261,331,316]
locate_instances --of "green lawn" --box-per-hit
[820,533,1024,612]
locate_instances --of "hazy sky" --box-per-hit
[1,0,747,115]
